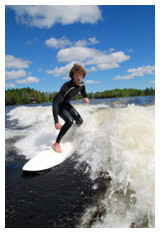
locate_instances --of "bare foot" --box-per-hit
[52,142,62,153]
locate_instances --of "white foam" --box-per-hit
[7,106,51,127]
[75,104,155,227]
[6,103,155,227]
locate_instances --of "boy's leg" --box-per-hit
[68,105,83,126]
[53,105,83,153]
[56,109,74,144]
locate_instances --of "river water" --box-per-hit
[5,96,155,228]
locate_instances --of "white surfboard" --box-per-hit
[22,143,75,172]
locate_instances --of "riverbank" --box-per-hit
[5,87,155,106]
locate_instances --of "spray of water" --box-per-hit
[6,103,155,227]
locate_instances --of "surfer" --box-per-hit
[52,64,90,153]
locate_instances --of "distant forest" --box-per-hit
[5,87,155,106]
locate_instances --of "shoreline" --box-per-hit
[5,94,155,107]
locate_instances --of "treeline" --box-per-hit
[86,87,155,99]
[5,88,58,106]
[5,87,155,106]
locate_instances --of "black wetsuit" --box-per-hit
[52,79,88,143]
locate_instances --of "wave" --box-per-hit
[76,104,155,227]
[6,103,155,227]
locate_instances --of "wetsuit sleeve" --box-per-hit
[81,85,88,98]
[52,84,68,123]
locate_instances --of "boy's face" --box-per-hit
[73,72,83,86]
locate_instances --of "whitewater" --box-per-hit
[5,96,155,228]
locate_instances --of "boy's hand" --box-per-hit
[55,123,62,130]
[83,98,90,103]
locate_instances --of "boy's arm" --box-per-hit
[81,85,88,98]
[81,85,90,103]
[52,84,68,124]
[52,93,64,124]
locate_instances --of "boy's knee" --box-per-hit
[76,117,83,127]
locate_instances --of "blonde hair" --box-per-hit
[69,64,87,79]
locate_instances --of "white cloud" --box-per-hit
[113,74,135,80]
[57,47,96,62]
[5,55,32,69]
[16,76,39,84]
[26,38,40,45]
[74,37,99,47]
[97,63,120,70]
[45,36,71,49]
[47,47,130,78]
[127,66,155,76]
[149,80,155,84]
[45,37,130,78]
[113,65,155,80]
[85,80,102,84]
[46,62,76,77]
[86,66,97,73]
[5,83,15,88]
[45,36,99,49]
[108,48,115,52]
[74,40,88,47]
[88,37,99,44]
[5,69,26,80]
[9,6,102,28]
[127,48,134,53]
[57,47,130,71]
[62,76,70,80]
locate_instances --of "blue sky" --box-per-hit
[5,5,155,93]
